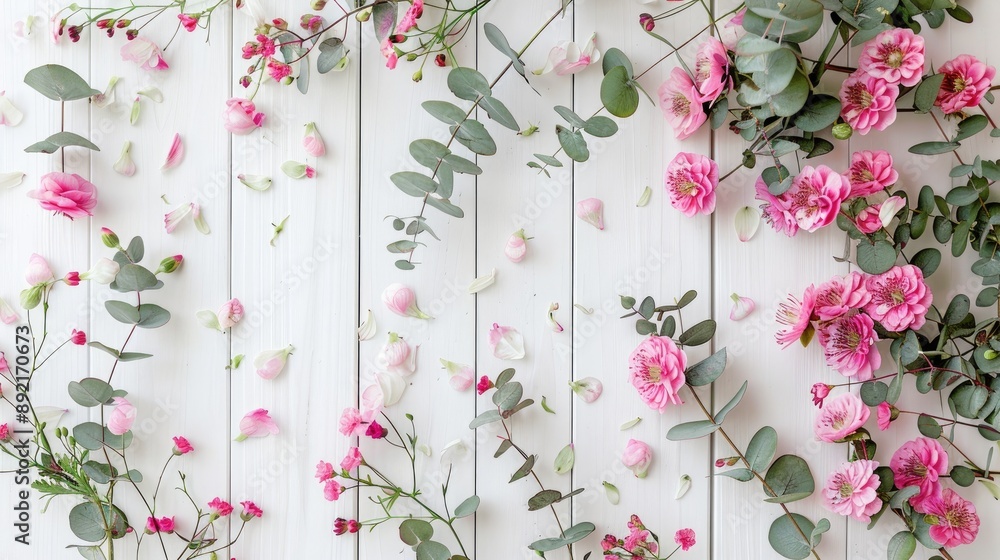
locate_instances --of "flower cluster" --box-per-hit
[601,515,695,559]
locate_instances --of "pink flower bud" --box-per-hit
[235,408,278,441]
[240,501,263,520]
[441,359,474,391]
[70,329,86,345]
[217,298,244,329]
[810,383,832,408]
[145,516,175,534]
[25,253,54,286]
[302,122,326,157]
[576,197,605,230]
[177,13,198,32]
[381,283,432,319]
[157,255,183,274]
[621,439,653,478]
[504,229,529,262]
[476,375,493,395]
[569,377,603,403]
[107,397,137,435]
[172,436,193,455]
[729,293,755,321]
[80,257,120,284]
[254,345,294,380]
[380,333,411,367]
[639,13,655,32]
[64,272,80,286]
[100,227,120,248]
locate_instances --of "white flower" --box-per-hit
[534,33,601,76]
[80,258,120,284]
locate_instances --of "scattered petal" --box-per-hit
[636,186,652,207]
[130,96,140,125]
[192,204,211,235]
[416,443,432,457]
[546,302,564,332]
[161,133,184,170]
[113,141,136,176]
[302,122,326,157]
[603,481,620,505]
[576,197,605,230]
[554,443,575,475]
[138,87,164,103]
[33,406,69,426]
[488,323,525,360]
[375,370,406,407]
[979,478,1000,501]
[281,160,315,179]
[253,345,294,380]
[238,174,272,191]
[541,396,556,414]
[92,76,120,108]
[735,206,761,242]
[441,359,474,391]
[569,377,603,403]
[574,304,594,315]
[228,354,245,370]
[504,229,528,262]
[164,203,195,233]
[0,171,25,190]
[468,268,497,294]
[0,91,24,127]
[358,309,376,341]
[196,310,222,331]
[675,474,692,500]
[620,417,642,431]
[729,293,755,321]
[440,439,469,464]
[270,215,289,247]
[0,297,21,324]
[879,195,906,228]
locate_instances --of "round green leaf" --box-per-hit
[24,64,101,101]
[454,495,480,518]
[950,465,976,487]
[793,94,841,132]
[685,348,727,387]
[68,378,114,408]
[69,502,127,542]
[768,513,816,560]
[556,125,589,162]
[415,541,451,560]
[887,531,917,560]
[600,66,639,118]
[764,455,814,502]
[447,67,491,101]
[399,519,434,546]
[746,426,778,472]
[856,239,897,274]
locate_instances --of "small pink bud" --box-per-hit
[100,227,120,248]
[302,122,326,157]
[504,229,529,262]
[576,198,605,230]
[476,375,493,395]
[379,332,411,368]
[810,383,832,407]
[70,329,86,345]
[25,253,54,286]
[639,13,655,32]
[172,436,193,455]
[621,439,653,478]
[108,397,137,435]
[381,283,432,319]
[64,272,80,286]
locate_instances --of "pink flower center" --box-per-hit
[646,364,662,383]
[853,166,875,183]
[879,44,904,69]
[847,83,874,109]
[671,93,691,117]
[838,480,854,498]
[904,454,928,478]
[830,410,847,430]
[669,172,699,196]
[944,73,967,94]
[874,277,909,307]
[944,505,973,529]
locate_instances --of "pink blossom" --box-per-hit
[505,229,528,262]
[341,447,362,472]
[658,67,707,140]
[811,383,832,408]
[396,0,424,33]
[324,479,344,501]
[161,133,184,170]
[864,265,932,332]
[890,437,948,510]
[814,393,869,443]
[814,272,870,321]
[145,516,175,534]
[621,439,652,478]
[217,298,244,329]
[854,204,883,234]
[476,375,493,395]
[64,272,81,286]
[266,59,293,82]
[338,407,374,436]
[775,286,816,348]
[692,37,730,102]
[25,254,54,286]
[576,198,605,229]
[120,37,169,71]
[664,152,718,216]
[786,166,852,233]
[108,397,137,435]
[208,498,233,517]
[923,488,979,547]
[334,518,361,535]
[240,501,263,519]
[534,33,601,76]
[674,528,696,551]
[839,71,898,135]
[936,55,996,114]
[822,459,882,523]
[178,14,199,32]
[818,313,880,380]
[28,172,98,219]
[380,38,399,70]
[858,28,925,87]
[0,352,8,373]
[236,408,278,440]
[628,336,687,412]
[755,175,799,237]
[848,150,898,198]
[382,283,432,319]
[0,424,11,443]
[366,420,387,439]
[315,460,334,482]
[172,436,193,455]
[222,98,265,135]
[303,122,326,157]
[876,402,892,431]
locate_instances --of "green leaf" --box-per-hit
[860,381,888,406]
[481,95,519,131]
[399,519,434,546]
[945,185,980,205]
[371,0,397,43]
[492,381,523,412]
[715,380,748,424]
[556,125,589,162]
[425,196,465,218]
[391,172,438,197]
[944,295,970,325]
[528,522,595,552]
[887,531,917,560]
[494,439,512,458]
[583,116,618,138]
[910,247,941,277]
[636,320,657,335]
[124,237,144,262]
[767,513,816,560]
[442,153,482,175]
[71,546,107,560]
[770,72,811,117]
[82,461,114,485]
[113,264,159,292]
[667,420,720,441]
[469,410,502,429]
[136,304,170,329]
[718,468,754,482]
[954,114,989,141]
[422,101,467,126]
[534,153,563,167]
[483,23,526,78]
[447,67,491,101]
[24,64,100,101]
[764,455,814,502]
[316,38,347,74]
[554,444,575,474]
[686,348,727,386]
[25,131,100,154]
[510,454,536,482]
[746,426,778,472]
[745,0,824,42]
[69,503,126,543]
[105,301,140,325]
[600,66,639,118]
[950,465,976,487]
[495,368,515,388]
[554,105,588,128]
[601,48,634,77]
[793,94,841,132]
[528,489,562,511]
[454,495,480,518]
[68,378,114,408]
[88,341,120,359]
[950,381,989,418]
[452,120,497,156]
[856,239,897,274]
[909,141,961,155]
[387,240,421,254]
[118,352,152,362]
[415,541,451,560]
[678,320,716,346]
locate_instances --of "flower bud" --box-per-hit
[157,255,184,274]
[406,53,417,62]
[412,70,422,82]
[832,122,853,140]
[435,54,446,67]
[100,227,120,248]
[356,8,372,21]
[20,285,43,310]
[311,0,328,9]
[64,272,80,286]
[639,13,655,32]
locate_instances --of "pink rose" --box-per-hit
[813,272,870,322]
[858,28,925,87]
[340,447,362,472]
[923,488,979,547]
[692,37,730,102]
[890,437,948,510]
[839,71,898,135]
[818,313,881,381]
[324,479,344,501]
[814,393,869,443]
[854,205,882,234]
[121,37,169,71]
[876,402,892,431]
[658,67,707,140]
[172,436,193,455]
[208,498,233,517]
[936,54,996,114]
[28,172,98,219]
[222,98,265,134]
[848,150,899,198]
[664,152,718,217]
[315,460,334,482]
[674,528,696,552]
[107,397,137,435]
[822,460,882,523]
[621,439,653,478]
[628,336,687,412]
[236,408,278,440]
[864,265,932,332]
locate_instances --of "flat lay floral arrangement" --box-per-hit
[2,0,1000,559]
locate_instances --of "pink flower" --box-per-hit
[624,528,656,554]
[786,166,852,233]
[488,323,525,360]
[208,498,233,517]
[854,204,883,234]
[395,0,424,33]
[303,122,326,157]
[217,298,244,329]
[382,283,432,319]
[775,286,816,348]
[25,254,54,287]
[145,516,175,534]
[864,265,932,332]
[315,460,334,482]
[890,437,948,510]
[756,175,799,237]
[729,293,755,321]
[240,500,263,520]
[822,460,882,523]
[441,359,474,391]
[814,272,870,321]
[121,37,169,71]
[107,397,137,435]
[0,424,11,443]
[172,436,193,455]
[818,313,881,380]
[254,345,294,380]
[923,488,979,547]
[936,55,996,114]
[569,377,603,403]
[266,59,293,82]
[811,383,832,408]
[366,420,387,439]
[621,439,652,478]
[28,172,98,219]
[858,28,925,87]
[664,152,718,216]
[658,67,707,140]
[628,336,687,412]
[674,528,696,551]
[848,150,899,198]
[505,229,529,262]
[64,272,81,286]
[236,409,278,440]
[178,13,199,32]
[476,375,493,395]
[0,353,7,373]
[338,407,370,436]
[576,198,605,230]
[534,33,601,76]
[814,393,869,443]
[222,98,265,135]
[839,71,898,135]
[334,518,361,535]
[692,37,730,102]
[380,38,399,70]
[323,479,344,501]
[876,402,892,431]
[341,447,362,472]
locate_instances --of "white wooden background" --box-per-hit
[1,0,999,558]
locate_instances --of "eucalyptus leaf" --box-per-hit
[24,64,101,101]
[600,66,639,118]
[25,131,100,154]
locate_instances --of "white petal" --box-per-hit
[0,93,24,127]
[92,76,120,108]
[675,474,692,500]
[416,443,432,457]
[113,141,135,176]
[238,174,272,191]
[192,205,211,235]
[0,171,25,189]
[603,481,620,505]
[879,196,906,228]
[492,328,525,360]
[467,268,497,294]
[196,310,222,331]
[376,370,406,407]
[358,309,376,341]
[440,438,470,464]
[138,87,164,103]
[735,206,761,242]
[636,186,652,207]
